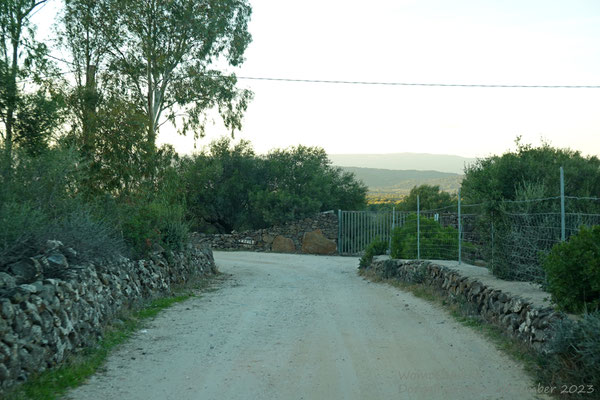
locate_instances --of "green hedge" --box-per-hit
[390,214,458,260]
[543,225,600,313]
[359,237,388,268]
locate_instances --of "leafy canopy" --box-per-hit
[182,138,368,233]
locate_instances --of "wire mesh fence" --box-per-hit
[339,186,600,284]
[338,210,395,255]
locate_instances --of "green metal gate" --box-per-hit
[337,210,403,255]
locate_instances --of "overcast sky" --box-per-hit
[34,0,600,158]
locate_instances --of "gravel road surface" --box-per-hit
[66,251,542,400]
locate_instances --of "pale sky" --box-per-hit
[33,0,600,158]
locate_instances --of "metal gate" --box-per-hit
[337,210,403,255]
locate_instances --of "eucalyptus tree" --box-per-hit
[59,0,111,160]
[100,0,253,152]
[0,0,55,171]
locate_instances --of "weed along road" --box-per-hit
[67,252,541,400]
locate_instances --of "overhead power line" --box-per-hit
[235,76,600,89]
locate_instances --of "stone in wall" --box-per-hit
[192,211,339,254]
[301,229,336,255]
[272,236,296,253]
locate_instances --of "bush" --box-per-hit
[359,237,388,268]
[543,226,600,313]
[0,201,47,265]
[542,312,600,390]
[0,148,127,267]
[120,199,189,258]
[43,209,126,262]
[390,214,458,260]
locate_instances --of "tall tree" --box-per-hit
[100,0,253,152]
[59,0,110,160]
[0,0,50,172]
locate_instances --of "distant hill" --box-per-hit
[340,166,462,196]
[329,153,476,174]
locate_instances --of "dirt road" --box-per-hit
[66,252,541,400]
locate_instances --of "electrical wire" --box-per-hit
[234,76,600,89]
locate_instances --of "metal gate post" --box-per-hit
[338,209,341,254]
[417,195,420,260]
[560,166,565,241]
[458,188,462,264]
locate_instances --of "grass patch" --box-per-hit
[4,274,225,400]
[358,268,541,384]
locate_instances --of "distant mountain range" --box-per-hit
[328,153,476,174]
[339,166,462,196]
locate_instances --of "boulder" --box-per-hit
[0,272,16,290]
[271,236,295,253]
[262,234,274,245]
[301,229,336,255]
[8,259,42,284]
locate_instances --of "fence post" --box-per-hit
[458,188,462,264]
[390,206,395,252]
[417,195,420,260]
[338,209,342,254]
[490,211,494,271]
[560,166,566,241]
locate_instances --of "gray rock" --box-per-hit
[0,363,9,381]
[47,252,69,269]
[511,298,524,313]
[1,300,14,320]
[0,272,16,289]
[18,284,39,294]
[45,240,64,252]
[8,259,42,284]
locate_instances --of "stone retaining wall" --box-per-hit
[365,258,562,352]
[0,240,216,393]
[193,211,338,254]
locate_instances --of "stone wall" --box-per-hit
[193,211,338,254]
[0,240,216,393]
[365,257,562,352]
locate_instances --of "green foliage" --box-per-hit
[359,237,388,268]
[254,145,367,226]
[1,0,63,171]
[181,137,261,233]
[183,138,368,233]
[543,226,600,313]
[397,185,456,212]
[0,147,126,266]
[542,312,600,390]
[120,200,189,258]
[96,0,253,143]
[462,140,600,209]
[390,214,458,260]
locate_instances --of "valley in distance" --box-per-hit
[328,153,475,202]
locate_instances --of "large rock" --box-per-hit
[301,229,336,255]
[271,236,295,253]
[8,259,42,284]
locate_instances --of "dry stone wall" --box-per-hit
[0,240,216,393]
[365,258,563,353]
[193,211,338,254]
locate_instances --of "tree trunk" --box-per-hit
[3,30,20,176]
[81,63,97,160]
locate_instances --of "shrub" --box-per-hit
[43,209,126,262]
[359,237,388,268]
[0,148,127,267]
[390,214,458,260]
[120,200,189,258]
[543,225,600,313]
[0,201,47,265]
[542,312,600,389]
